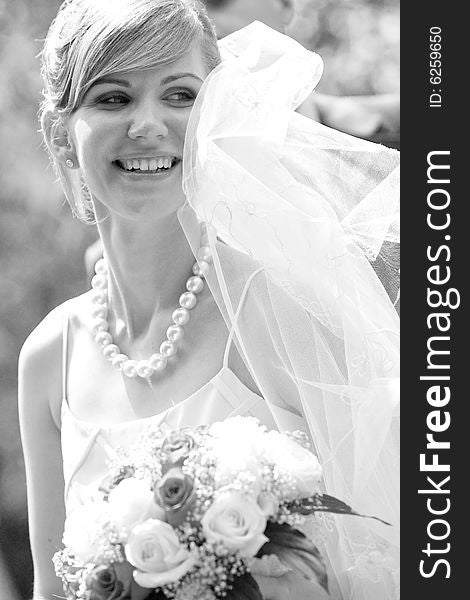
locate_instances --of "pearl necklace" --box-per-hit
[90,232,212,380]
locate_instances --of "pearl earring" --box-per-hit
[65,158,74,168]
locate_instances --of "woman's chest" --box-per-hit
[65,318,230,425]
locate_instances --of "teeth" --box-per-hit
[118,157,176,171]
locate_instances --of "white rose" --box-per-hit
[209,417,265,489]
[202,491,268,557]
[107,477,165,535]
[125,519,195,588]
[263,432,323,498]
[209,416,265,442]
[63,502,107,563]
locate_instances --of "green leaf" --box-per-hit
[286,493,392,526]
[258,522,328,592]
[226,573,263,600]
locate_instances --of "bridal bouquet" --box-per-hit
[54,417,385,600]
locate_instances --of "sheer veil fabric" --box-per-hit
[179,23,400,600]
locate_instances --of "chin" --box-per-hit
[117,192,186,221]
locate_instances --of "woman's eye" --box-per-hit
[97,94,129,105]
[165,90,195,104]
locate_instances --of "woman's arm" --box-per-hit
[18,310,67,600]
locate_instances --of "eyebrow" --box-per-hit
[161,72,204,85]
[90,72,204,89]
[91,77,131,88]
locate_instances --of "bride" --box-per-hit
[19,1,400,599]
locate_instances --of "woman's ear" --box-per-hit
[41,108,79,169]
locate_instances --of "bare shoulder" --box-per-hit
[18,293,90,426]
[19,292,91,363]
[18,297,92,599]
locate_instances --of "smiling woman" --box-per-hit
[40,0,219,221]
[19,2,400,600]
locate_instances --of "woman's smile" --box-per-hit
[112,155,182,181]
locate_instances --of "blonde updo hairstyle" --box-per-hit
[40,0,221,221]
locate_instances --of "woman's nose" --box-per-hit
[127,102,169,140]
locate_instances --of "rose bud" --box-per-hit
[154,467,195,527]
[161,431,194,471]
[85,565,129,600]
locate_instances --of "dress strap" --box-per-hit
[62,314,70,402]
[223,267,264,368]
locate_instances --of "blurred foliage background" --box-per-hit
[0,0,398,597]
[290,0,399,95]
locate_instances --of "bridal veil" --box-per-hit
[179,22,400,600]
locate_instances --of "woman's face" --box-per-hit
[67,43,207,221]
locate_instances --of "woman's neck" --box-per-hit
[96,208,200,344]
